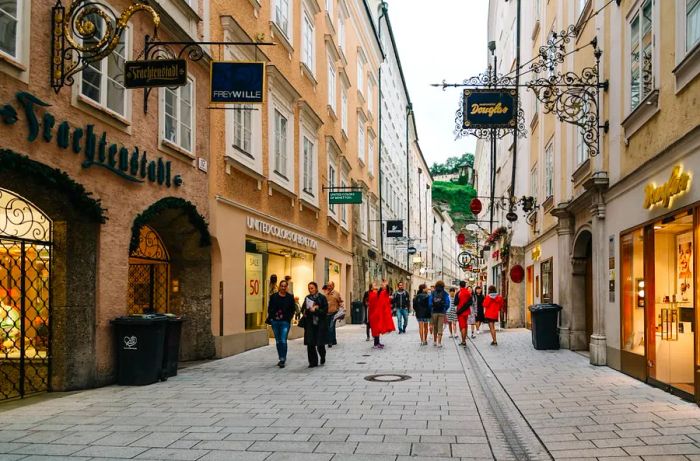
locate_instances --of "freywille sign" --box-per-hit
[0,92,182,187]
[329,191,362,204]
[643,165,692,210]
[462,89,517,129]
[124,59,187,89]
[211,62,265,104]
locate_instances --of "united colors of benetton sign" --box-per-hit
[462,89,517,129]
[211,62,265,104]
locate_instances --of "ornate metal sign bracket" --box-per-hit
[51,0,161,93]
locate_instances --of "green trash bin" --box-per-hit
[111,315,167,385]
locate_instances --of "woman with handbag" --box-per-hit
[266,279,296,368]
[300,282,329,367]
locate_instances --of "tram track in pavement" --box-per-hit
[453,335,553,461]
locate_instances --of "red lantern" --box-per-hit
[457,233,465,245]
[470,198,482,215]
[510,264,525,283]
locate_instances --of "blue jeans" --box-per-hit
[397,308,409,332]
[271,320,290,362]
[327,315,337,345]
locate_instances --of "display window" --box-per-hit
[325,258,341,291]
[541,258,553,304]
[621,229,645,356]
[245,238,314,330]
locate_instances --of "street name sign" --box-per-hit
[124,59,187,88]
[211,62,265,104]
[329,191,362,204]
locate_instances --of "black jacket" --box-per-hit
[413,292,431,319]
[467,293,485,311]
[302,293,329,346]
[267,292,296,323]
[392,290,409,310]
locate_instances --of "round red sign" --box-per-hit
[510,264,525,284]
[457,233,465,245]
[470,198,483,215]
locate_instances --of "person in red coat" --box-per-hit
[455,281,472,347]
[368,280,395,349]
[482,285,503,346]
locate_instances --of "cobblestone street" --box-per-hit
[2,320,700,460]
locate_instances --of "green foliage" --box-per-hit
[431,180,477,228]
[429,152,474,176]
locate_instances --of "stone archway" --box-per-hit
[571,229,593,351]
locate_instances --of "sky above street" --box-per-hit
[386,0,489,167]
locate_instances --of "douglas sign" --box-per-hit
[462,89,517,129]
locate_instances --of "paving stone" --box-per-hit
[354,442,411,455]
[134,448,211,460]
[197,451,270,461]
[72,445,149,458]
[411,442,452,457]
[10,443,87,456]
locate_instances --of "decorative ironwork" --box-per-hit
[530,25,578,75]
[454,95,526,140]
[128,225,169,314]
[130,225,169,261]
[0,189,52,401]
[51,0,161,93]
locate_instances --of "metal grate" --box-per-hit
[127,226,169,315]
[364,374,411,383]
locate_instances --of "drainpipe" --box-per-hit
[378,2,388,265]
[406,103,412,274]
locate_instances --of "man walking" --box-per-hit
[429,281,450,348]
[325,281,344,348]
[392,282,410,334]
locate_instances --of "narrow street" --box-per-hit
[2,320,700,461]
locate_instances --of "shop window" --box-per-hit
[621,229,645,356]
[0,0,19,59]
[80,10,128,117]
[127,226,170,315]
[541,258,553,303]
[630,0,654,110]
[0,188,52,400]
[162,79,194,154]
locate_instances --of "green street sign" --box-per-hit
[329,191,362,204]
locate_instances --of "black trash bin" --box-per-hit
[162,315,184,378]
[351,301,365,324]
[111,315,167,385]
[528,304,562,350]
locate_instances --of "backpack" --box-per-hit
[432,292,446,310]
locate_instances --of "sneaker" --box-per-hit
[378,344,385,349]
[471,333,476,339]
[366,337,370,341]
[491,341,497,346]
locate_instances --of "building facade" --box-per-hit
[0,0,214,401]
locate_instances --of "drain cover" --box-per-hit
[364,374,411,383]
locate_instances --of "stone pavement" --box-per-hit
[1,320,700,460]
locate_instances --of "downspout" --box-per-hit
[378,2,388,263]
[406,104,412,274]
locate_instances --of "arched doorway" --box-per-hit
[0,188,52,400]
[571,229,593,351]
[128,225,170,314]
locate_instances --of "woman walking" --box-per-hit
[301,282,329,367]
[413,284,431,345]
[267,279,296,368]
[363,283,374,341]
[368,280,395,349]
[483,285,503,346]
[446,287,458,338]
[474,285,486,335]
[468,285,485,338]
[455,281,472,346]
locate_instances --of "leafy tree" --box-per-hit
[429,152,474,176]
[431,180,477,228]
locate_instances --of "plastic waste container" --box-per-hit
[528,304,562,350]
[111,315,167,385]
[162,315,184,378]
[351,301,365,324]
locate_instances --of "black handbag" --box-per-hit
[297,316,307,328]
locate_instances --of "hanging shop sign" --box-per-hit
[124,59,187,89]
[246,217,318,250]
[470,198,483,215]
[386,220,404,238]
[457,233,466,245]
[211,62,265,104]
[510,265,525,283]
[329,191,362,204]
[643,165,691,210]
[407,247,417,255]
[462,89,517,130]
[0,92,182,187]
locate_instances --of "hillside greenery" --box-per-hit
[430,153,474,176]
[431,180,477,228]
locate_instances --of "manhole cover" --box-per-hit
[364,374,411,383]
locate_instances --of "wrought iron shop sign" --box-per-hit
[386,220,404,238]
[0,92,182,187]
[211,62,265,104]
[462,89,517,130]
[124,59,187,89]
[329,191,362,204]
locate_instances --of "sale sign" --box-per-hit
[245,252,264,313]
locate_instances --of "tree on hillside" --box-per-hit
[430,153,474,176]
[431,180,477,228]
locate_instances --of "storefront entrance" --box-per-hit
[572,231,593,351]
[128,225,170,314]
[0,188,52,401]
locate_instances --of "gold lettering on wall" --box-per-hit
[643,165,692,210]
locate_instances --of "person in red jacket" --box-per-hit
[454,281,472,347]
[483,285,503,346]
[368,280,396,349]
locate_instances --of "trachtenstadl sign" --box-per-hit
[246,217,318,250]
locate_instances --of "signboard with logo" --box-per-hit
[462,89,517,130]
[386,220,404,238]
[211,62,265,104]
[245,252,264,313]
[643,165,691,210]
[329,191,362,204]
[124,59,188,89]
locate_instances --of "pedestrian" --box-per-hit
[325,281,344,348]
[284,275,294,298]
[301,282,329,367]
[428,285,435,337]
[413,283,431,345]
[368,280,395,349]
[446,287,458,338]
[483,285,503,346]
[268,274,278,296]
[455,281,472,346]
[428,281,450,348]
[468,285,485,338]
[392,281,410,334]
[363,284,373,341]
[266,279,296,368]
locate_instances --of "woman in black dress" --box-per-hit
[301,282,329,368]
